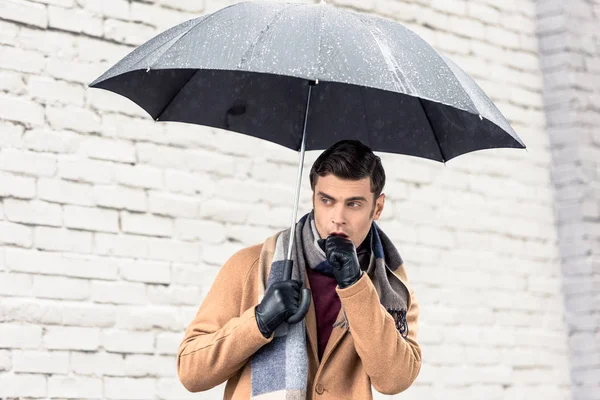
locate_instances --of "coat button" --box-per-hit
[315,383,324,394]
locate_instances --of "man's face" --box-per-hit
[312,173,385,248]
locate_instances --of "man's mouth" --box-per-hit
[329,232,349,238]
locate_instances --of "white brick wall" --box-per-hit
[537,0,600,399]
[0,0,594,399]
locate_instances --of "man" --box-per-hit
[177,140,421,399]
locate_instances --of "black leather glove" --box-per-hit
[255,279,301,338]
[325,235,363,289]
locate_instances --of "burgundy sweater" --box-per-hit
[305,235,371,361]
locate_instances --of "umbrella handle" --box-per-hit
[282,259,311,324]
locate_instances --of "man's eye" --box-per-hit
[321,198,330,204]
[348,202,361,208]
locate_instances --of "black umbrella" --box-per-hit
[90,0,526,323]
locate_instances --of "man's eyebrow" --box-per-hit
[317,191,368,202]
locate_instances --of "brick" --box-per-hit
[119,259,171,284]
[104,377,156,400]
[171,263,218,287]
[131,2,194,30]
[115,305,180,332]
[35,226,93,253]
[186,148,237,177]
[75,35,129,64]
[87,90,149,121]
[198,199,252,224]
[0,172,36,199]
[0,350,11,371]
[0,148,56,176]
[435,31,471,56]
[467,2,500,25]
[38,178,95,206]
[94,184,147,212]
[0,219,30,249]
[164,169,214,196]
[104,18,156,46]
[157,377,205,400]
[537,13,567,35]
[148,191,200,218]
[224,224,278,247]
[33,275,90,300]
[125,354,175,377]
[156,332,183,356]
[4,199,62,227]
[28,76,85,106]
[64,205,119,232]
[0,46,43,75]
[23,129,82,154]
[135,143,186,170]
[46,58,103,85]
[71,351,126,376]
[121,212,173,237]
[58,156,115,184]
[0,373,46,397]
[147,237,200,263]
[46,105,102,134]
[147,284,202,306]
[0,70,25,94]
[101,113,167,142]
[102,330,154,354]
[48,5,103,36]
[115,164,163,189]
[0,0,47,28]
[94,232,150,258]
[0,94,45,126]
[29,0,75,6]
[5,248,118,280]
[0,121,23,148]
[246,204,296,229]
[44,326,100,350]
[0,20,18,45]
[91,281,147,305]
[0,324,43,349]
[79,136,137,163]
[83,0,130,20]
[155,0,204,13]
[48,376,103,399]
[0,272,32,296]
[17,25,69,56]
[202,241,245,266]
[175,219,226,244]
[14,350,69,374]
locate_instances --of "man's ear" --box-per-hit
[373,193,385,220]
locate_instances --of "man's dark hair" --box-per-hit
[309,140,386,202]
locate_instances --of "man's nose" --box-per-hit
[331,204,347,225]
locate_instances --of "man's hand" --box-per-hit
[325,235,363,289]
[255,280,301,338]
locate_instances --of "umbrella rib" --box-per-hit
[237,3,304,70]
[418,98,446,163]
[154,69,199,121]
[149,3,243,69]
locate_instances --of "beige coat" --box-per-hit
[177,232,422,399]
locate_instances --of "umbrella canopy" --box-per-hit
[90,0,525,163]
[90,0,527,324]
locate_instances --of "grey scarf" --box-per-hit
[250,210,409,399]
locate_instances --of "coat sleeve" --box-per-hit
[335,263,422,395]
[177,245,274,392]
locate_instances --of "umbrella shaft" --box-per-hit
[287,84,313,261]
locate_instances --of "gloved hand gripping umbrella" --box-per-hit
[90,0,526,324]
